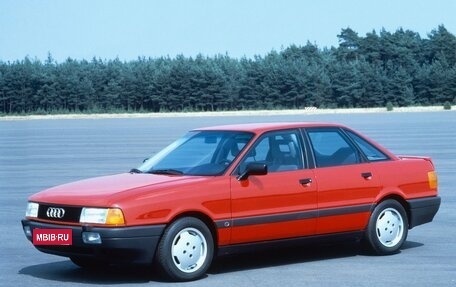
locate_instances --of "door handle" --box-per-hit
[299,178,313,185]
[361,172,373,179]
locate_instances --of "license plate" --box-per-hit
[33,228,72,245]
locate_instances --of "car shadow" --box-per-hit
[209,240,424,275]
[18,241,424,283]
[400,240,424,250]
[210,241,361,275]
[18,261,163,284]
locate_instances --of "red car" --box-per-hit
[22,122,440,281]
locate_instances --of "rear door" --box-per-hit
[304,128,383,235]
[229,129,317,244]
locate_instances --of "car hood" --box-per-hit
[29,173,208,206]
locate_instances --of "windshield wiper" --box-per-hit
[129,168,143,174]
[148,169,184,175]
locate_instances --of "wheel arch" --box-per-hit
[376,194,411,228]
[167,211,219,249]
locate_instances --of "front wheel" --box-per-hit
[155,217,214,282]
[365,200,408,255]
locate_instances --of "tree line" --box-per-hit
[1,25,455,115]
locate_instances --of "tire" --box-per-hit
[365,199,408,255]
[155,217,214,282]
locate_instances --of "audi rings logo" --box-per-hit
[46,207,66,219]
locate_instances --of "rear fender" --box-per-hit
[397,155,435,169]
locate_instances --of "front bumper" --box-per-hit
[407,196,441,229]
[21,219,165,264]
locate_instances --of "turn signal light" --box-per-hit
[428,171,438,190]
[106,208,125,225]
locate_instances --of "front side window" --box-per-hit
[307,129,360,168]
[138,131,253,176]
[238,130,304,173]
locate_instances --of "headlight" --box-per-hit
[26,202,39,218]
[80,207,125,225]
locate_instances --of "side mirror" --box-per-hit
[237,163,268,181]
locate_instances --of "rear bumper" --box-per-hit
[21,219,165,264]
[407,196,441,229]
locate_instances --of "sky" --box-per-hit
[1,0,455,63]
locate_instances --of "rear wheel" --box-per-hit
[156,217,214,281]
[366,199,408,255]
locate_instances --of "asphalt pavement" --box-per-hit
[1,111,455,286]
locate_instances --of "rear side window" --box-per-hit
[346,130,389,161]
[307,129,360,168]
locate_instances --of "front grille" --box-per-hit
[37,204,82,223]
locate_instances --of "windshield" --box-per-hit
[137,130,253,176]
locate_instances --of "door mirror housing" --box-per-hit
[237,163,268,181]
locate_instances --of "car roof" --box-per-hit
[194,122,346,133]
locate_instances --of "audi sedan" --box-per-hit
[22,122,440,281]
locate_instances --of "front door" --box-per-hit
[230,129,318,244]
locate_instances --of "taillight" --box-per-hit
[427,171,438,190]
